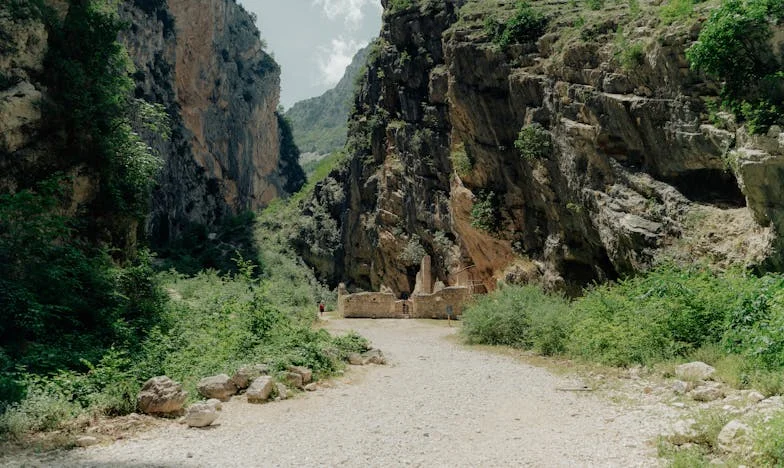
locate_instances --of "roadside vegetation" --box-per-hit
[461,265,784,465]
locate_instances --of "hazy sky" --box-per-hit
[242,0,383,109]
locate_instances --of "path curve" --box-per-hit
[22,318,676,467]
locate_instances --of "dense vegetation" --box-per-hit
[687,0,784,133]
[0,0,359,443]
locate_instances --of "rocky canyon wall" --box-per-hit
[0,0,297,247]
[303,0,784,295]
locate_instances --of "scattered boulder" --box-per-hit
[304,383,317,392]
[348,353,364,365]
[274,383,289,400]
[183,400,221,428]
[137,376,188,416]
[75,436,99,447]
[690,383,725,402]
[246,376,274,403]
[717,420,753,454]
[231,364,269,390]
[675,362,716,381]
[197,374,237,401]
[745,391,766,403]
[288,366,313,384]
[362,348,386,365]
[672,380,691,395]
[281,371,304,389]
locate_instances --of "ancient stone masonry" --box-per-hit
[339,256,471,319]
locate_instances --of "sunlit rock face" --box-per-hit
[301,0,783,295]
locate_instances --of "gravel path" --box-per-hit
[14,318,677,467]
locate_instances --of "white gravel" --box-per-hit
[7,318,678,467]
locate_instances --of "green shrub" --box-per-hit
[686,0,784,133]
[462,285,573,354]
[399,235,427,266]
[450,143,473,178]
[586,0,605,10]
[470,191,500,233]
[755,411,784,466]
[485,1,548,47]
[515,123,552,161]
[659,0,697,23]
[614,28,645,70]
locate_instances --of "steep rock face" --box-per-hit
[1,0,296,247]
[122,0,290,243]
[286,44,371,160]
[304,0,783,294]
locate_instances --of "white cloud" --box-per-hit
[312,0,381,28]
[317,37,366,85]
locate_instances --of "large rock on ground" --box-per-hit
[197,374,237,401]
[137,376,188,416]
[288,366,313,384]
[717,420,753,454]
[362,348,386,365]
[675,362,716,381]
[348,353,364,365]
[246,376,274,403]
[231,364,270,390]
[281,371,304,389]
[690,383,725,402]
[274,382,289,400]
[183,399,222,428]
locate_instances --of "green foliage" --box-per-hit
[756,411,784,466]
[686,0,784,133]
[471,190,500,233]
[461,285,573,355]
[276,112,307,194]
[586,0,605,10]
[462,266,784,374]
[399,235,427,266]
[450,143,473,178]
[659,0,697,23]
[485,1,548,47]
[613,28,645,70]
[388,0,414,14]
[515,123,553,161]
[628,0,641,16]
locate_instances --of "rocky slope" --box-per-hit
[302,0,784,295]
[0,0,302,246]
[285,45,371,163]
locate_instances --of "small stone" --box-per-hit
[281,371,304,389]
[75,436,99,447]
[361,348,386,365]
[288,366,313,384]
[231,364,269,390]
[246,376,274,403]
[746,391,765,403]
[672,380,690,395]
[304,383,317,392]
[690,383,725,402]
[183,402,219,428]
[275,383,289,400]
[197,374,237,401]
[717,420,753,454]
[675,362,716,381]
[206,398,222,411]
[348,353,363,365]
[137,376,188,416]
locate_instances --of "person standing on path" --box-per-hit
[319,301,325,316]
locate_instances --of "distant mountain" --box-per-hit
[285,44,371,162]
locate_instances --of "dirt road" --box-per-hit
[17,318,676,467]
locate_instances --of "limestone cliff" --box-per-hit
[303,0,784,295]
[0,0,300,247]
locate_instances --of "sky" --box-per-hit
[243,0,383,109]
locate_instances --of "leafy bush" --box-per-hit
[462,266,784,373]
[399,235,427,266]
[586,0,605,10]
[515,123,552,161]
[462,285,573,354]
[659,0,697,23]
[686,0,784,133]
[485,1,548,47]
[471,190,500,233]
[450,143,473,178]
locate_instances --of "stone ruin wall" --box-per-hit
[338,256,472,319]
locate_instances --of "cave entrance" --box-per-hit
[663,169,746,209]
